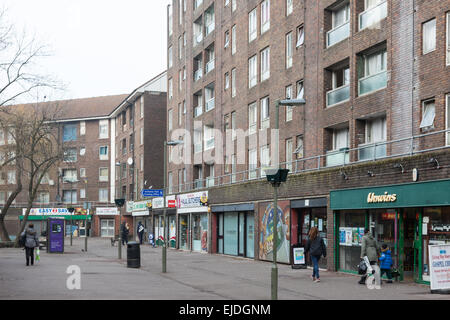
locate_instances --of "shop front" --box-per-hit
[95,207,119,237]
[211,203,255,258]
[177,191,209,253]
[20,207,91,238]
[291,197,328,269]
[330,179,450,284]
[152,196,176,248]
[131,200,152,242]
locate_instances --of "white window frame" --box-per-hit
[285,138,293,172]
[231,68,237,97]
[168,109,173,131]
[248,102,257,135]
[296,25,304,48]
[249,55,257,88]
[80,168,86,178]
[286,86,293,122]
[261,0,270,34]
[295,135,304,159]
[248,148,258,180]
[80,121,86,136]
[260,97,270,129]
[260,145,270,177]
[99,146,108,160]
[99,120,109,139]
[423,18,436,55]
[365,117,387,143]
[231,25,237,55]
[332,128,349,151]
[168,46,173,68]
[99,188,108,202]
[286,32,293,69]
[261,47,270,81]
[99,167,109,182]
[249,9,257,42]
[420,99,436,130]
[286,0,293,16]
[447,12,450,65]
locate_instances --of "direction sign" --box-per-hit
[141,189,164,198]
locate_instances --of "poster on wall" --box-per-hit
[352,228,359,246]
[428,244,450,291]
[339,227,354,246]
[259,201,290,263]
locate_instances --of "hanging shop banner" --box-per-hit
[151,195,176,209]
[96,207,119,216]
[132,200,152,212]
[177,192,208,213]
[258,201,291,264]
[429,244,450,291]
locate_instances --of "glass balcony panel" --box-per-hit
[205,138,215,150]
[205,98,215,111]
[327,21,350,47]
[327,84,350,107]
[359,1,387,31]
[359,71,387,95]
[194,68,202,81]
[206,177,214,188]
[206,59,215,73]
[194,179,203,189]
[326,149,350,167]
[358,143,387,161]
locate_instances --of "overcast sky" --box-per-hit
[3,0,171,101]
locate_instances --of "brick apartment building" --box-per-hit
[1,72,167,240]
[165,0,450,285]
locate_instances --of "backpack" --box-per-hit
[19,233,26,247]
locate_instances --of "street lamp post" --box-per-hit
[163,140,183,273]
[115,198,125,259]
[267,98,305,300]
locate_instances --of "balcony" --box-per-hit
[327,21,350,48]
[327,84,350,107]
[205,22,215,36]
[359,1,387,31]
[194,105,203,117]
[358,142,387,161]
[205,137,215,150]
[326,148,350,167]
[206,177,215,188]
[205,98,215,112]
[205,59,215,74]
[194,142,202,154]
[194,68,203,81]
[194,33,203,46]
[194,179,203,189]
[358,70,387,96]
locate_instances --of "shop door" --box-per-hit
[179,214,190,250]
[402,211,417,280]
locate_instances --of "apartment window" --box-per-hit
[206,165,215,187]
[99,189,108,202]
[327,66,350,107]
[168,172,173,194]
[232,0,236,12]
[249,55,257,88]
[168,46,173,68]
[194,92,203,117]
[205,46,215,74]
[295,135,304,158]
[7,170,16,184]
[423,19,436,55]
[194,54,203,81]
[286,32,293,69]
[63,124,77,142]
[205,5,215,36]
[366,117,387,143]
[224,72,230,90]
[80,147,86,156]
[168,78,173,99]
[248,102,257,135]
[225,0,230,7]
[261,0,270,34]
[179,36,183,60]
[360,0,387,31]
[194,18,203,46]
[80,189,86,199]
[140,154,144,171]
[183,100,186,114]
[99,120,109,139]
[285,138,293,172]
[63,148,77,162]
[248,149,257,180]
[261,47,270,81]
[286,0,293,16]
[231,68,237,97]
[420,99,435,131]
[99,168,109,182]
[205,84,215,112]
[286,85,293,122]
[328,3,350,47]
[80,168,86,178]
[446,94,450,145]
[296,25,304,48]
[99,146,108,160]
[332,128,349,151]
[231,111,236,141]
[178,169,184,191]
[296,80,304,99]
[194,129,203,154]
[168,5,173,36]
[359,49,387,95]
[224,30,230,48]
[80,121,86,136]
[39,192,50,204]
[168,109,173,132]
[122,138,127,155]
[249,9,257,42]
[260,97,270,129]
[140,127,144,145]
[63,169,77,183]
[231,25,237,55]
[63,190,77,204]
[204,126,215,151]
[447,13,450,65]
[179,69,183,91]
[260,145,270,177]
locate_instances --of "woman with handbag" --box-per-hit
[305,227,327,283]
[21,223,40,266]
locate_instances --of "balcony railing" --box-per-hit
[205,59,215,74]
[205,137,215,150]
[326,84,350,107]
[194,105,203,117]
[359,1,387,31]
[206,177,215,188]
[358,70,387,96]
[194,33,203,46]
[166,129,450,195]
[326,148,350,167]
[194,143,202,154]
[327,21,350,48]
[194,68,202,81]
[205,21,215,35]
[358,142,387,161]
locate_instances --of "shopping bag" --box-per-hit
[35,248,40,262]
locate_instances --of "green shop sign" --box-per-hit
[330,179,450,210]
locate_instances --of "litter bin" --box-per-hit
[127,242,140,268]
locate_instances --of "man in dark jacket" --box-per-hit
[137,222,144,245]
[21,224,40,266]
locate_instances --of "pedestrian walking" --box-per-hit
[121,222,129,246]
[21,223,40,266]
[305,226,326,283]
[359,228,381,285]
[137,222,144,245]
[379,244,393,284]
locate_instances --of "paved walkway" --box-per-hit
[0,238,448,300]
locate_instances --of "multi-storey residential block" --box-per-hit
[165,0,450,286]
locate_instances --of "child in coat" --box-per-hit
[379,244,393,283]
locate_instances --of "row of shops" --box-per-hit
[18,179,450,286]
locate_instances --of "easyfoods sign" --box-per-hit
[26,208,69,216]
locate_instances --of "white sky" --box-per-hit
[3,0,171,101]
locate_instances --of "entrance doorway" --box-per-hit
[297,208,327,269]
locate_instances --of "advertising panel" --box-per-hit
[429,245,450,291]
